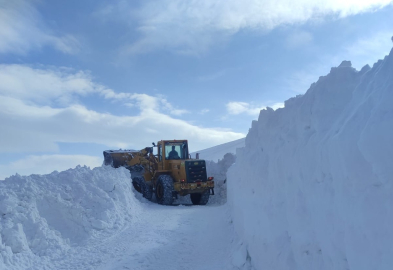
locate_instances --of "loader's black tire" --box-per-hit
[132,177,144,193]
[190,190,210,205]
[142,183,153,201]
[155,175,174,205]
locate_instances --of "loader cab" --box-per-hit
[157,140,189,162]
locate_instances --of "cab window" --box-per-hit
[165,142,188,160]
[166,144,181,159]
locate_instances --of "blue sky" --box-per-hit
[0,0,392,179]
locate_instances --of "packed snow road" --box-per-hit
[41,201,238,270]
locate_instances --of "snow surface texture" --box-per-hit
[191,137,245,162]
[0,156,238,269]
[0,166,141,270]
[228,48,393,270]
[0,165,240,270]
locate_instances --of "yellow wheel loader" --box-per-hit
[103,140,214,205]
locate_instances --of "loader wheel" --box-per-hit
[155,175,174,205]
[142,183,153,201]
[190,190,210,205]
[132,177,144,193]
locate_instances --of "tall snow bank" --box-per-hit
[228,49,393,270]
[0,165,141,269]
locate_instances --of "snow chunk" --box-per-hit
[0,195,17,215]
[2,224,29,253]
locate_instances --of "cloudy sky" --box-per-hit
[1,0,392,179]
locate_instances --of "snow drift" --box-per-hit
[228,48,393,270]
[0,166,141,269]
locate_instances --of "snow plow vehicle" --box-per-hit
[103,140,214,205]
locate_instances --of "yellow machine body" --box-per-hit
[103,140,214,197]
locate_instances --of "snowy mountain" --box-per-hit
[228,48,393,270]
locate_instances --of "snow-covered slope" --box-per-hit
[192,137,245,162]
[0,166,141,269]
[0,165,239,270]
[228,49,393,270]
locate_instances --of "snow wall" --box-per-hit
[0,166,141,269]
[228,48,393,270]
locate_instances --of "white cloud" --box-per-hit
[160,98,190,116]
[226,101,284,115]
[99,90,190,116]
[108,0,393,54]
[0,155,102,180]
[0,65,101,106]
[0,65,244,156]
[0,65,190,116]
[227,102,259,115]
[0,0,80,55]
[286,30,313,49]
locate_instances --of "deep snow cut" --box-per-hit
[0,165,141,269]
[228,48,393,270]
[1,47,392,270]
